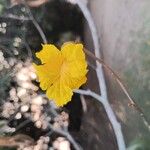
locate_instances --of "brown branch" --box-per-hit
[84,48,150,131]
[22,0,48,44]
[11,0,48,7]
[0,134,34,147]
[27,0,49,7]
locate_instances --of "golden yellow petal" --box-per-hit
[60,42,88,90]
[61,42,85,61]
[36,44,61,64]
[46,80,73,107]
[63,75,87,89]
[33,63,60,90]
[67,60,88,78]
[33,43,88,107]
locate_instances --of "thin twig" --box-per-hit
[0,14,30,21]
[84,48,150,131]
[47,103,82,150]
[80,95,87,112]
[76,0,107,100]
[74,89,103,102]
[23,40,33,59]
[74,89,126,149]
[49,125,82,150]
[15,119,32,132]
[75,0,126,149]
[22,0,47,44]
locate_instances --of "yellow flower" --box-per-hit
[33,42,88,106]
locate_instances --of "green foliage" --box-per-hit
[0,0,9,14]
[0,4,3,14]
[0,71,11,102]
[127,137,150,150]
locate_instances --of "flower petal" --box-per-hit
[46,80,73,106]
[67,60,88,78]
[33,62,61,90]
[61,42,85,61]
[63,75,87,89]
[36,44,61,64]
[33,42,88,107]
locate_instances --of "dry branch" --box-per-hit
[75,0,126,149]
[84,48,150,131]
[0,134,34,147]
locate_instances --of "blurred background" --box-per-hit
[0,0,150,150]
